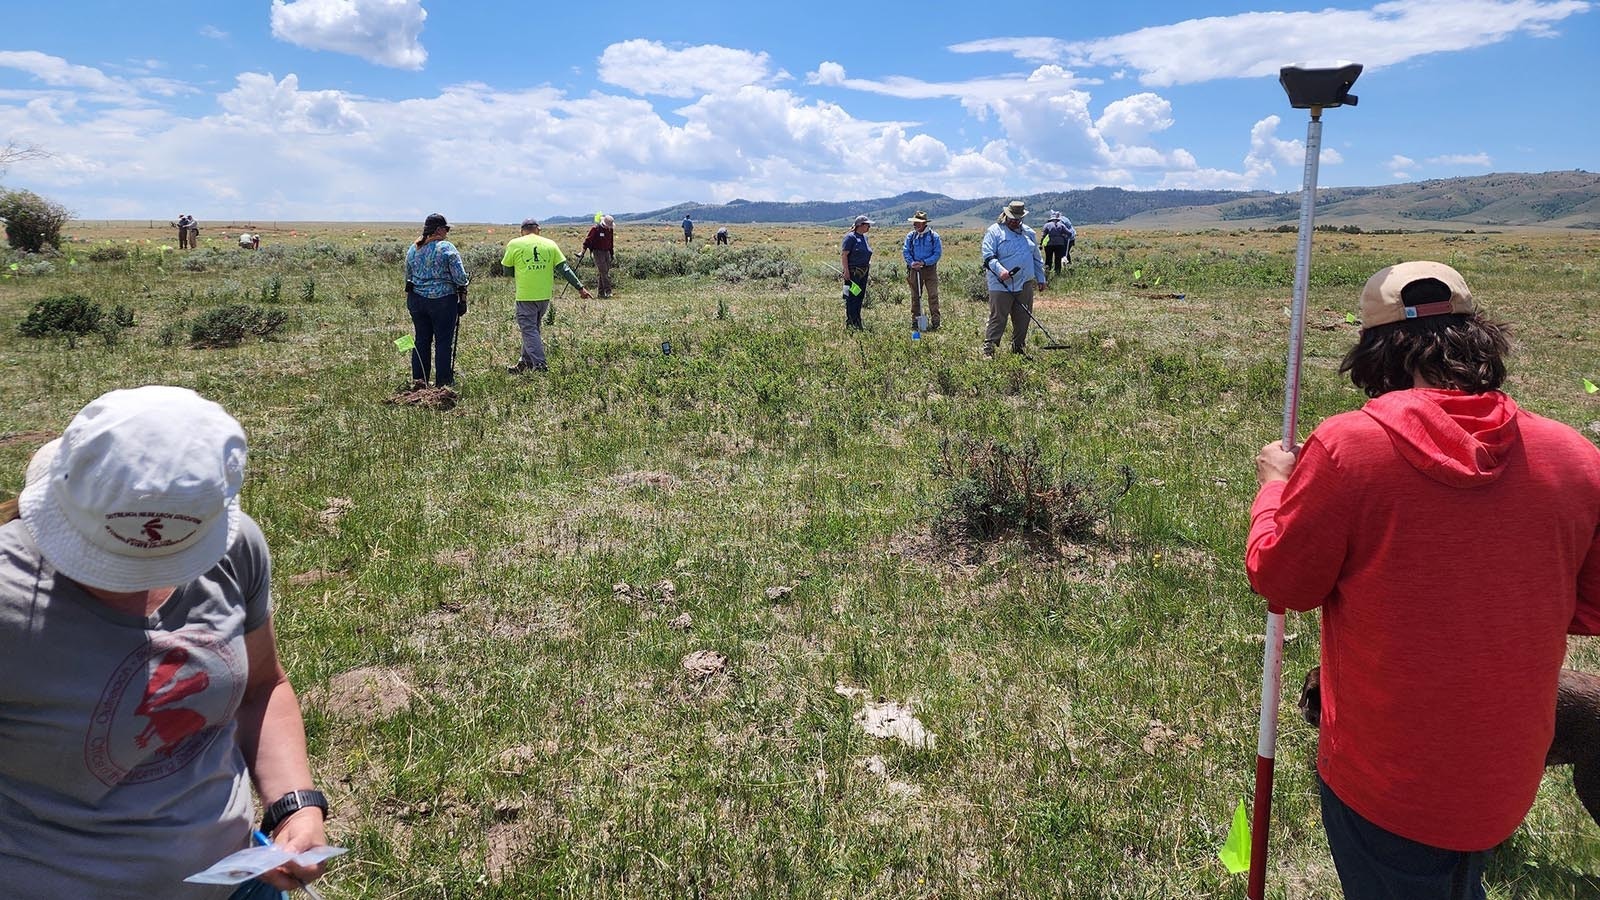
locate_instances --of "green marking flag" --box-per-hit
[1219,800,1251,874]
[159,245,172,252]
[1153,276,1162,286]
[1585,378,1598,394]
[1133,268,1143,280]
[1345,312,1358,324]
[394,334,416,352]
[6,262,17,271]
[594,211,604,224]
[849,281,862,296]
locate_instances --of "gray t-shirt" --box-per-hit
[0,514,272,899]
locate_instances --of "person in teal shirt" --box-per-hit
[403,213,469,387]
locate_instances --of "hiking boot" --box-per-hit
[507,358,532,374]
[981,344,995,359]
[928,320,941,332]
[408,379,428,391]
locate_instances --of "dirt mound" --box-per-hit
[384,383,458,410]
[319,666,414,721]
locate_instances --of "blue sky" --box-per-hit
[0,0,1594,221]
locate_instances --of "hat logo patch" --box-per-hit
[104,511,203,549]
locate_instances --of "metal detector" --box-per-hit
[1247,62,1360,900]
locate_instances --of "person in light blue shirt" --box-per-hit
[980,200,1047,357]
[403,213,470,387]
[901,211,943,331]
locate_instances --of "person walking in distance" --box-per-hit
[1041,211,1075,275]
[582,215,617,299]
[979,200,1047,357]
[403,213,469,387]
[840,215,873,330]
[501,218,590,374]
[901,210,943,331]
[1247,261,1600,900]
[681,214,694,246]
[176,214,193,250]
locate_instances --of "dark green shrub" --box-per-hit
[87,244,128,262]
[0,189,70,253]
[459,241,508,277]
[299,277,316,303]
[260,275,282,304]
[933,435,1132,542]
[19,293,102,339]
[189,304,288,347]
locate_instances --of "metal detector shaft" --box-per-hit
[1248,109,1324,900]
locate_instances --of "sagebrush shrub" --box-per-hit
[19,294,102,338]
[933,435,1132,541]
[189,304,288,347]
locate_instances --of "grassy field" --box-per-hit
[2,220,1598,898]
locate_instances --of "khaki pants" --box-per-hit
[984,281,1035,354]
[908,264,940,327]
[592,250,613,297]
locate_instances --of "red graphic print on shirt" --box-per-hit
[85,630,244,786]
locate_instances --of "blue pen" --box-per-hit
[250,830,326,900]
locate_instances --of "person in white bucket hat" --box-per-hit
[1,386,329,898]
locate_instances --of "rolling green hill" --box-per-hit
[549,171,1599,230]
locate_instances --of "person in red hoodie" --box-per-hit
[1247,260,1600,899]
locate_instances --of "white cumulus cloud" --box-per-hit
[1388,154,1416,178]
[599,40,777,98]
[1427,152,1493,167]
[270,0,428,70]
[1095,93,1173,146]
[953,0,1591,86]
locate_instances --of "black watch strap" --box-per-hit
[261,788,328,835]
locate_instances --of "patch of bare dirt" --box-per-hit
[1141,718,1203,756]
[667,612,693,631]
[287,568,344,586]
[607,470,681,492]
[317,497,353,531]
[319,666,415,721]
[384,384,458,410]
[681,649,727,679]
[854,699,937,749]
[433,548,475,568]
[0,430,53,449]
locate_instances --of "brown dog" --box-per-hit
[1299,666,1600,828]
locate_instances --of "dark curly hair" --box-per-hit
[1339,278,1510,398]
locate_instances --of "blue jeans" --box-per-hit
[1319,775,1487,900]
[407,291,457,385]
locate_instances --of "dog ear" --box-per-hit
[1297,666,1322,728]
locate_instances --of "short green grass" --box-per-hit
[2,222,1598,898]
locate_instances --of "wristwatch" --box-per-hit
[260,788,329,835]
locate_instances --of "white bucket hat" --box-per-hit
[19,386,247,592]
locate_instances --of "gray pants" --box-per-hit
[515,300,550,367]
[985,281,1035,353]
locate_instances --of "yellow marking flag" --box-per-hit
[1219,800,1251,874]
[1585,378,1598,394]
[394,334,416,352]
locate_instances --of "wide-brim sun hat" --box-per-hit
[1003,200,1028,219]
[1359,260,1475,329]
[19,386,247,592]
[908,211,930,223]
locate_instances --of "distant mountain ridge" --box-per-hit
[546,171,1599,230]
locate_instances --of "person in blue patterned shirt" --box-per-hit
[403,213,470,387]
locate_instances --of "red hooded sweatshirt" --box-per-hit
[1247,389,1600,850]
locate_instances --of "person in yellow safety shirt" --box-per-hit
[500,218,590,374]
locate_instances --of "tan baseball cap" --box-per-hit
[1359,261,1474,329]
